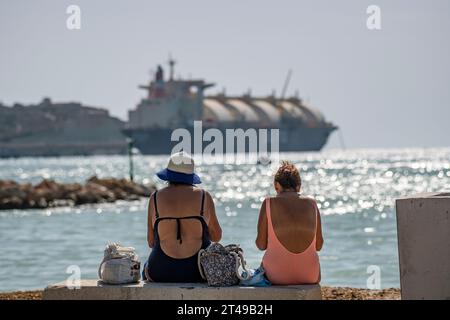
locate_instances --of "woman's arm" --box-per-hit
[314,200,324,251]
[147,192,155,248]
[255,198,268,250]
[205,191,222,242]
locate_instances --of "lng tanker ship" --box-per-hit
[123,61,336,154]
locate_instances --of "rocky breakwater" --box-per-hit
[0,176,156,210]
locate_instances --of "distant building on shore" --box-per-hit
[0,98,127,157]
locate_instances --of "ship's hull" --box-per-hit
[123,126,336,155]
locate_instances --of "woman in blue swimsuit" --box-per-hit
[143,152,222,282]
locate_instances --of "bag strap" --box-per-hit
[197,249,207,280]
[153,191,159,219]
[230,251,251,281]
[98,256,107,279]
[200,190,205,216]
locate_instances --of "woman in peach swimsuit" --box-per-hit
[256,161,324,285]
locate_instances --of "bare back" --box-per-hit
[256,192,323,254]
[270,195,317,253]
[147,184,222,259]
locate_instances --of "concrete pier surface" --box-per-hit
[396,192,450,300]
[43,280,322,300]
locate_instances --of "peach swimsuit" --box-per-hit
[262,198,320,285]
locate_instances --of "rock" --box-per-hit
[37,198,48,208]
[121,181,150,197]
[63,183,82,194]
[0,196,23,209]
[75,188,102,205]
[26,199,36,208]
[111,188,127,200]
[0,177,156,210]
[35,179,59,190]
[85,182,116,202]
[0,180,19,189]
[34,179,64,199]
[50,199,75,207]
[65,192,78,202]
[87,176,118,190]
[126,194,140,201]
[32,188,54,202]
[0,185,27,200]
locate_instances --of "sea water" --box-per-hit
[0,148,449,292]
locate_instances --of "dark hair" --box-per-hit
[168,181,193,186]
[274,161,301,190]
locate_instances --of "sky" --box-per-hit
[1,0,449,149]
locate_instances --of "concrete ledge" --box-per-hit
[43,280,322,300]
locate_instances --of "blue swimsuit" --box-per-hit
[143,190,210,282]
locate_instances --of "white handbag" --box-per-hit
[98,243,141,284]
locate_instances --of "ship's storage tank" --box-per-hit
[202,96,327,128]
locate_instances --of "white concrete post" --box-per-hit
[396,192,450,300]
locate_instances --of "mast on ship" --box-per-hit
[168,55,176,81]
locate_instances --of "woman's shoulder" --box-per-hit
[299,194,317,202]
[270,194,318,207]
[164,185,213,199]
[268,194,316,201]
[298,195,318,206]
[158,184,203,192]
[192,186,211,196]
